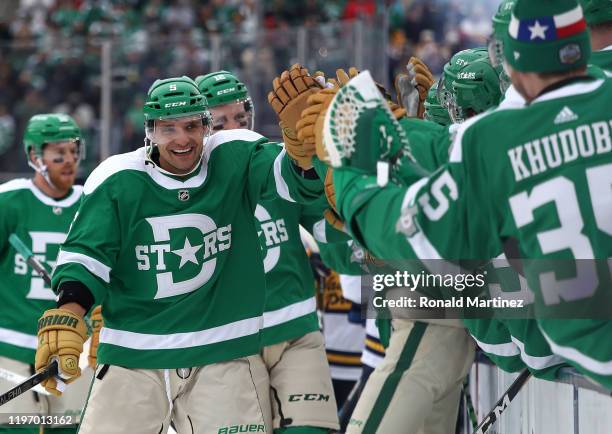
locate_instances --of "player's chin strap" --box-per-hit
[143,132,211,177]
[28,157,60,192]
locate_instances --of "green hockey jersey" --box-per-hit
[52,129,323,369]
[464,258,567,380]
[590,46,612,71]
[335,76,612,387]
[0,179,82,363]
[257,197,323,346]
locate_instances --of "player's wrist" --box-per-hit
[58,302,87,318]
[57,280,95,315]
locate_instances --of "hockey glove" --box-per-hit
[268,64,322,169]
[88,305,103,369]
[296,87,338,165]
[398,57,434,119]
[35,308,88,396]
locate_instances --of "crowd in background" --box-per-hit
[0,0,495,174]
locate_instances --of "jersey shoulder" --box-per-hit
[206,129,270,157]
[0,179,83,208]
[83,148,145,195]
[0,178,31,196]
[450,78,608,162]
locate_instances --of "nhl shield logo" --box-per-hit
[178,190,190,202]
[52,206,62,215]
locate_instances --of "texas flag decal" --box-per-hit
[508,5,586,42]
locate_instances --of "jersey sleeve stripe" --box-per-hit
[100,315,262,350]
[471,336,521,357]
[400,177,428,210]
[273,149,296,203]
[541,329,612,375]
[0,327,38,349]
[263,296,316,329]
[510,336,566,370]
[56,250,112,283]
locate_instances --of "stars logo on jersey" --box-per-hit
[178,189,190,201]
[255,204,288,273]
[172,237,202,268]
[134,213,232,299]
[14,231,66,300]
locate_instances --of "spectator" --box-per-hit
[0,103,15,156]
[342,0,377,21]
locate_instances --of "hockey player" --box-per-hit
[34,75,326,433]
[320,0,612,390]
[396,52,569,384]
[0,113,91,432]
[423,84,451,126]
[195,70,339,434]
[487,0,528,109]
[580,0,612,70]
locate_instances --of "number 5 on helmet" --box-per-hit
[35,308,88,396]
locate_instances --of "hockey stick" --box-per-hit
[9,234,52,286]
[9,233,94,372]
[0,361,58,406]
[462,376,478,431]
[338,373,366,432]
[474,369,531,434]
[0,367,51,396]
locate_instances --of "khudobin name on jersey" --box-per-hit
[0,179,82,363]
[52,129,323,369]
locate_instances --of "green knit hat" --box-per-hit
[504,0,591,73]
[579,0,612,25]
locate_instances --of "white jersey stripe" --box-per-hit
[541,329,612,375]
[273,149,296,202]
[471,336,521,357]
[263,297,316,329]
[510,336,566,370]
[100,315,262,350]
[0,179,82,207]
[0,327,38,350]
[56,250,112,283]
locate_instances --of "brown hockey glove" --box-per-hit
[296,87,339,165]
[88,305,103,369]
[324,208,345,232]
[335,67,360,87]
[408,56,435,100]
[268,64,322,169]
[35,308,88,396]
[324,169,337,211]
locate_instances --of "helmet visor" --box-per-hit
[447,93,465,124]
[487,35,505,69]
[146,113,210,146]
[436,76,453,110]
